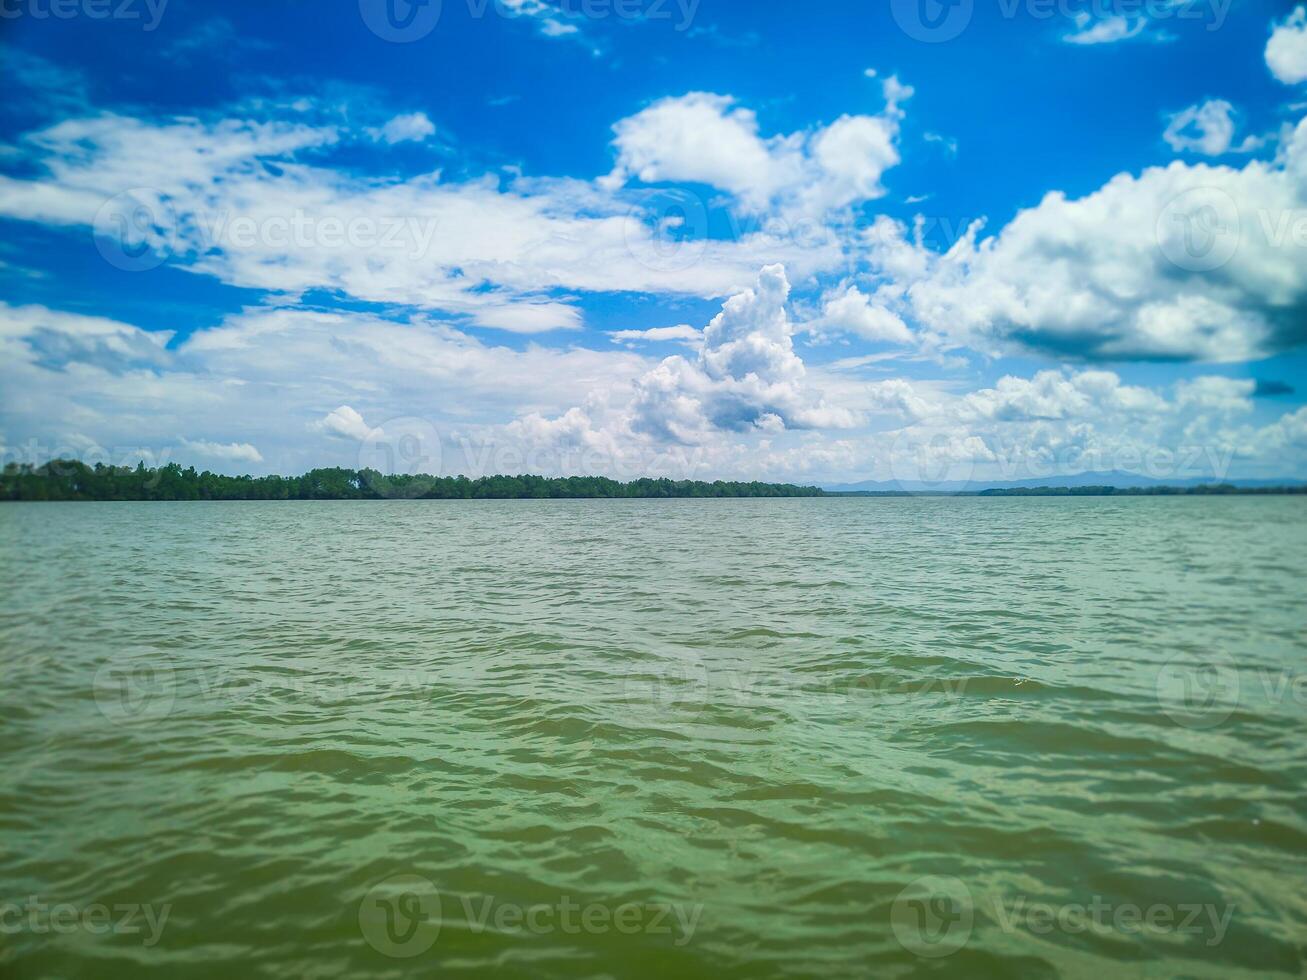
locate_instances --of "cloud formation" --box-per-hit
[1163,100,1260,156]
[513,265,857,453]
[859,119,1307,362]
[1267,6,1307,85]
[603,76,912,220]
[0,98,847,333]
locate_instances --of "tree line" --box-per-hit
[0,460,826,501]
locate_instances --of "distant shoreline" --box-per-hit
[830,486,1307,497]
[1,460,823,502]
[3,460,1306,501]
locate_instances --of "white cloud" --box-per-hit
[470,302,582,334]
[608,324,702,347]
[860,117,1307,362]
[603,76,911,219]
[370,111,436,144]
[853,368,1301,485]
[312,405,372,441]
[4,300,1305,484]
[1063,13,1148,45]
[1267,6,1307,85]
[1174,376,1256,414]
[179,437,264,463]
[0,101,851,326]
[1163,100,1260,156]
[0,301,652,475]
[806,284,912,345]
[511,265,857,456]
[539,18,579,37]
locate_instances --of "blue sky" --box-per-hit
[2,0,1307,485]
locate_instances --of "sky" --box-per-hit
[2,0,1307,486]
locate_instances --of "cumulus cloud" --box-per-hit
[859,117,1307,362]
[603,76,911,219]
[608,324,702,347]
[0,302,650,475]
[1063,13,1149,45]
[4,299,1305,485]
[369,111,436,144]
[1267,6,1307,85]
[312,405,372,441]
[0,303,173,373]
[1163,100,1260,156]
[856,368,1306,485]
[510,265,857,456]
[636,264,857,438]
[805,284,913,345]
[179,437,264,463]
[470,302,582,334]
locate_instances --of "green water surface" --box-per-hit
[1,497,1304,978]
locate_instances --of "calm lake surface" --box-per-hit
[1,497,1305,978]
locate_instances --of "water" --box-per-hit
[1,497,1304,978]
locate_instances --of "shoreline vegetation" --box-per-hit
[1,461,1304,501]
[0,461,825,501]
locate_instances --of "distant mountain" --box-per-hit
[823,471,1307,494]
